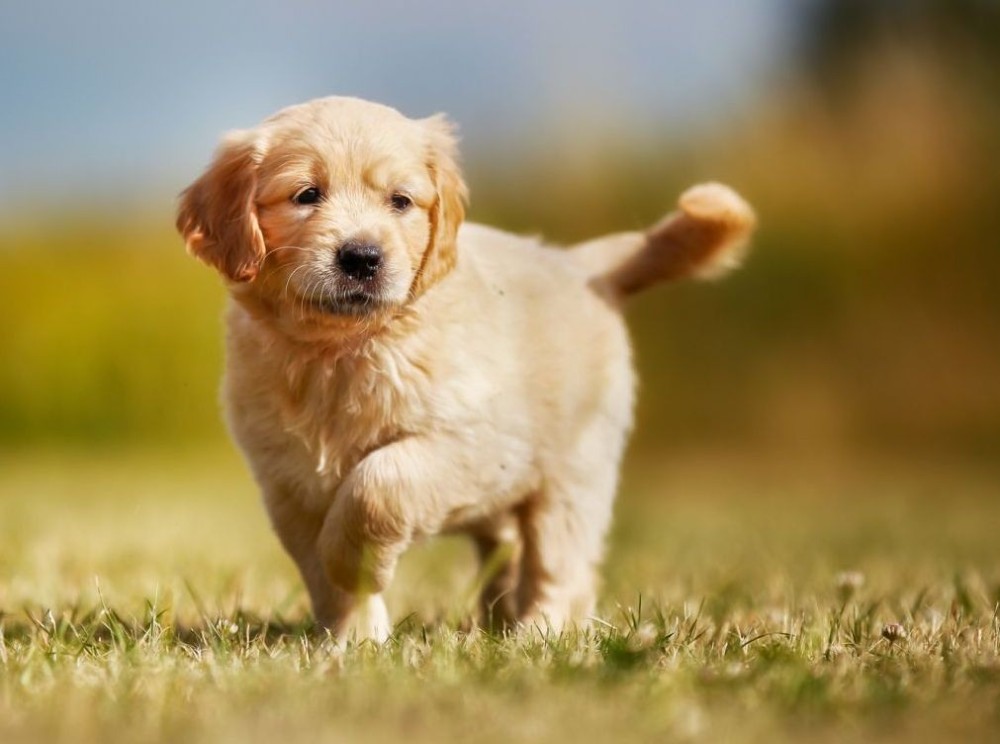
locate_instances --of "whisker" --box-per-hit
[299,277,318,319]
[308,276,324,317]
[282,263,312,303]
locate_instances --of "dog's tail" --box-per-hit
[571,183,756,300]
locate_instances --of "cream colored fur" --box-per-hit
[176,96,756,642]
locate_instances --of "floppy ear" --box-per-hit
[411,114,468,298]
[175,130,266,283]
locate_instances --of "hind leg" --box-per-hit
[470,514,521,630]
[516,468,618,631]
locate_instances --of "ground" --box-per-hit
[1,447,998,743]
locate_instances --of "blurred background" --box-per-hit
[3,10,1000,742]
[1,0,998,477]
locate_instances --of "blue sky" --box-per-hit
[0,1,792,207]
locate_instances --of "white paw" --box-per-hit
[349,593,391,644]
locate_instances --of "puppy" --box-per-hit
[176,96,755,641]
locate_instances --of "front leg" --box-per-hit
[318,435,501,615]
[264,487,390,643]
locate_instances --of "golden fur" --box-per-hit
[176,96,756,641]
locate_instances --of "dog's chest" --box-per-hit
[273,341,433,495]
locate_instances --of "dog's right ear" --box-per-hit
[176,130,266,283]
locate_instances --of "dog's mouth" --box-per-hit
[304,290,385,317]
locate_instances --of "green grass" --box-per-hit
[1,448,998,743]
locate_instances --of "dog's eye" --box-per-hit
[390,193,412,212]
[293,186,322,205]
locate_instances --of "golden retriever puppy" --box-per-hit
[176,96,755,642]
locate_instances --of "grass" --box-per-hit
[1,447,998,743]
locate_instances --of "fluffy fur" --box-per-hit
[176,96,756,641]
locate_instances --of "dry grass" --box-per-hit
[1,447,998,743]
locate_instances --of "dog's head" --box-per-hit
[176,97,467,324]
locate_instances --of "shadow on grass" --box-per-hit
[0,604,319,652]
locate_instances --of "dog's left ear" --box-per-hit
[412,114,468,298]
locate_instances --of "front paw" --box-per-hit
[323,593,391,648]
[348,594,392,645]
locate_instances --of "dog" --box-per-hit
[176,96,755,641]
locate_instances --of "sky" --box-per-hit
[0,1,793,209]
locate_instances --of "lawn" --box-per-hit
[0,447,997,743]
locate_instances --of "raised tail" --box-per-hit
[572,183,756,299]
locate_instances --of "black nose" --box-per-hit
[337,242,383,280]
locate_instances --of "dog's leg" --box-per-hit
[515,497,603,632]
[470,515,521,631]
[318,435,500,635]
[264,488,371,640]
[516,461,620,633]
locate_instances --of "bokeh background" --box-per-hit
[3,7,1000,741]
[2,0,998,499]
